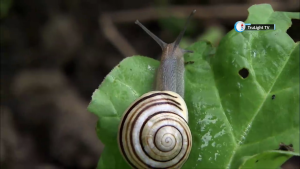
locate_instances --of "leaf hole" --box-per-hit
[255,160,259,163]
[239,68,249,79]
[272,95,275,100]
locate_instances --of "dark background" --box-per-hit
[1,0,299,169]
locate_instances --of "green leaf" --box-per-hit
[238,150,298,169]
[89,56,159,169]
[88,56,159,147]
[97,146,129,168]
[88,4,299,169]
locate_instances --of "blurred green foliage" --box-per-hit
[0,0,13,19]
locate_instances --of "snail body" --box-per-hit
[118,10,196,169]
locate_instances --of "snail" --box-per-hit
[118,10,196,169]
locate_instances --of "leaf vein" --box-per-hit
[272,84,299,94]
[108,75,140,97]
[225,37,297,169]
[210,68,238,145]
[240,126,298,149]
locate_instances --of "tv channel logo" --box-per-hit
[234,21,246,32]
[234,21,276,32]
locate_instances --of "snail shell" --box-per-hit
[118,91,192,169]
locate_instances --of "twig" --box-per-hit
[100,14,137,57]
[100,3,299,57]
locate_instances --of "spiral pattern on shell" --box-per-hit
[118,91,192,169]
